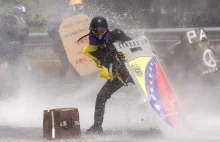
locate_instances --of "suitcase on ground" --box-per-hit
[43,108,81,139]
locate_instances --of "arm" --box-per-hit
[111,29,132,42]
[13,17,29,41]
[47,16,62,40]
[83,44,102,68]
[4,14,29,42]
[104,29,132,82]
[104,29,132,65]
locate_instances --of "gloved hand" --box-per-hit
[117,52,127,62]
[116,65,133,84]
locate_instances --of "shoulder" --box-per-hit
[110,29,126,36]
[0,13,17,25]
[1,13,15,20]
[109,28,131,42]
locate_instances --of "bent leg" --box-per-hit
[87,78,123,134]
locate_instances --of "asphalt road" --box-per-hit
[1,126,220,142]
[0,126,164,142]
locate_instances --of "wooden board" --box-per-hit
[59,14,99,76]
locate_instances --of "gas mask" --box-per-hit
[91,27,108,40]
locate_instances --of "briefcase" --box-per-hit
[43,108,81,139]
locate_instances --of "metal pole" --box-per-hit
[177,0,182,27]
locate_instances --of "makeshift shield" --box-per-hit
[114,36,180,129]
[59,14,99,76]
[183,28,218,75]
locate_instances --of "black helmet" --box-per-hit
[13,6,26,16]
[89,16,108,30]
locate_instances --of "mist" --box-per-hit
[0,0,220,141]
[0,76,160,132]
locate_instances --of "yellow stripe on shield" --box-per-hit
[128,57,153,96]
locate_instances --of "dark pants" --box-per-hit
[93,78,124,127]
[0,41,25,91]
[52,40,80,82]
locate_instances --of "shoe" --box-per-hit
[86,125,103,135]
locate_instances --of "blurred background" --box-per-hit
[0,0,220,32]
[0,0,219,85]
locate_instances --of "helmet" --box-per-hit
[13,6,29,24]
[89,16,108,30]
[69,0,85,6]
[13,6,26,16]
[90,17,108,40]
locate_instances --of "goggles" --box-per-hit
[91,28,107,36]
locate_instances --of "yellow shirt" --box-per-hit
[83,44,127,86]
[83,44,113,80]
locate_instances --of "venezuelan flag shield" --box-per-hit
[114,36,180,129]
